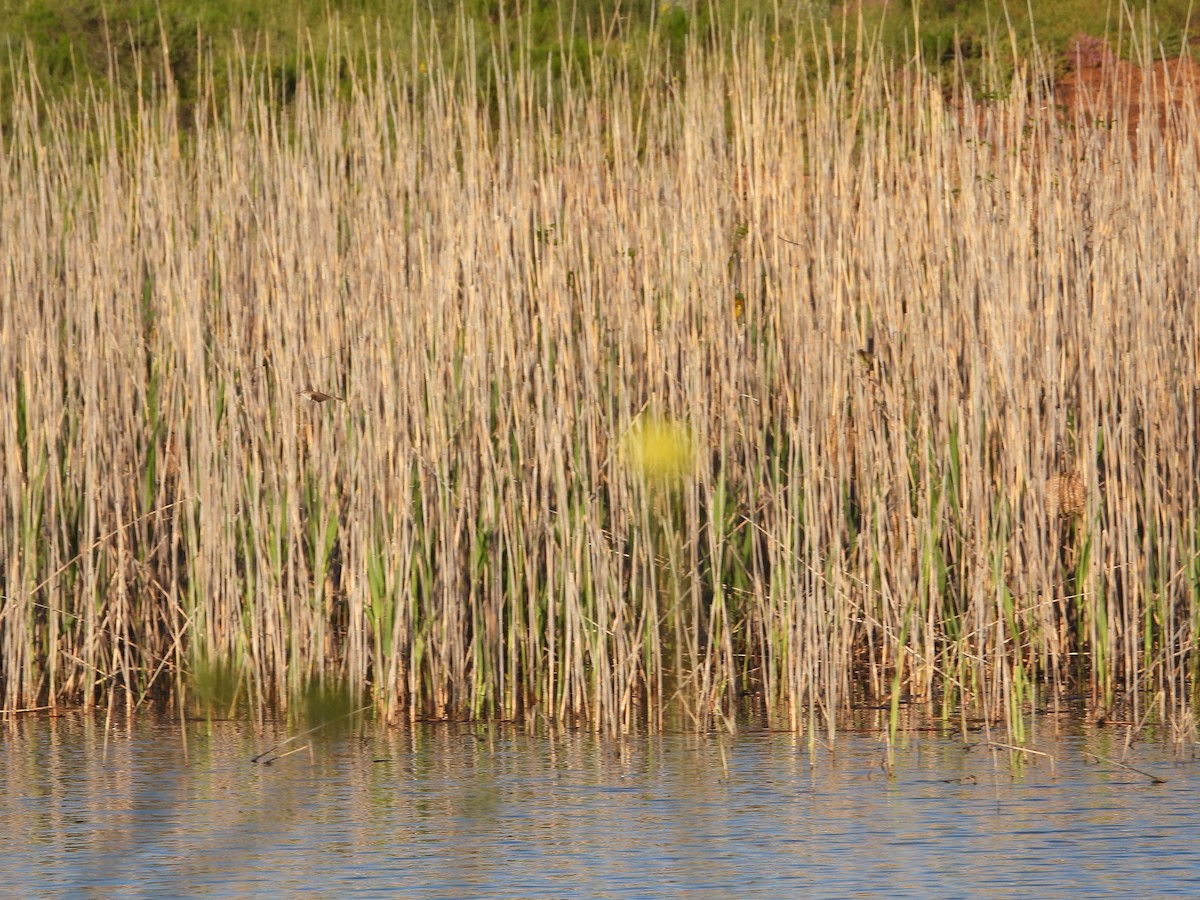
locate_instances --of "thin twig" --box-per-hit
[976,741,1058,777]
[1081,750,1167,784]
[252,704,373,764]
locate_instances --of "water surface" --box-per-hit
[3,714,1198,897]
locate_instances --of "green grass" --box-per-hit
[3,0,1200,128]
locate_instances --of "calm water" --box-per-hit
[3,713,1199,898]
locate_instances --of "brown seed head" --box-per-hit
[1050,470,1085,519]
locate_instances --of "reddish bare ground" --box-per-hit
[1055,34,1200,133]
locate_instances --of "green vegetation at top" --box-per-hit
[1,0,1198,122]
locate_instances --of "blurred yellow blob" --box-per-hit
[622,416,695,483]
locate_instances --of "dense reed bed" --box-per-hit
[2,24,1198,739]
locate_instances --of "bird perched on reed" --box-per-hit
[297,388,343,403]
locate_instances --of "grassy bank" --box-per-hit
[3,0,1199,125]
[2,16,1199,739]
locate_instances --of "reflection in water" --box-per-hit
[2,715,1199,897]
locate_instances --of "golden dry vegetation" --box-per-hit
[1,27,1198,740]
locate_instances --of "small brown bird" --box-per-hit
[297,388,343,403]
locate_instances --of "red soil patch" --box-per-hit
[1055,34,1200,134]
